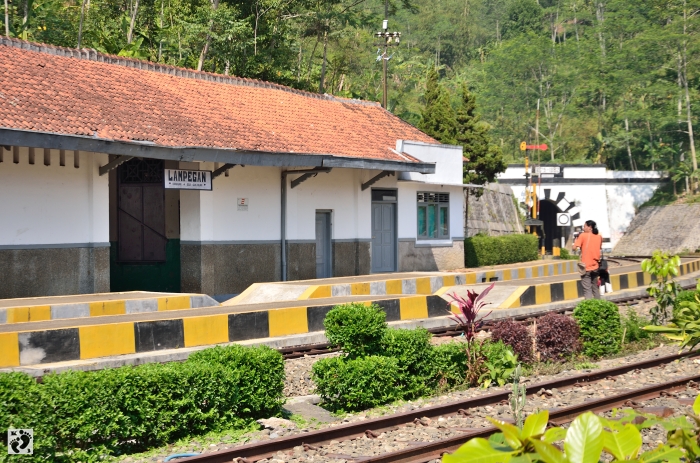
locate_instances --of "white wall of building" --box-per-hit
[397,182,464,242]
[179,140,465,245]
[499,165,665,251]
[606,183,658,246]
[397,140,464,186]
[0,147,109,246]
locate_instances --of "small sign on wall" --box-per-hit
[164,169,212,190]
[237,198,249,211]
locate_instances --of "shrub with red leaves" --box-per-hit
[536,313,581,362]
[490,319,533,364]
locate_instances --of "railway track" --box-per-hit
[278,283,687,360]
[178,349,700,463]
[353,374,700,463]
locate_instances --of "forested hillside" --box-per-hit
[4,0,700,174]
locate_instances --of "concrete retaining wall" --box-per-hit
[613,204,700,256]
[465,183,522,237]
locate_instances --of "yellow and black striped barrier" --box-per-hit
[0,294,453,368]
[299,260,580,299]
[498,258,700,309]
[0,293,218,325]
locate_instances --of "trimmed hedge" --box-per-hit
[311,356,403,412]
[324,302,387,358]
[380,328,435,398]
[573,299,622,358]
[465,233,539,267]
[0,344,284,461]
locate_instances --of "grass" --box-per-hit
[109,422,259,462]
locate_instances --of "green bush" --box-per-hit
[465,233,539,267]
[674,290,700,317]
[0,373,54,459]
[559,248,577,260]
[620,308,652,343]
[0,344,284,461]
[380,328,435,398]
[573,299,623,358]
[311,356,403,412]
[324,302,387,358]
[433,342,469,390]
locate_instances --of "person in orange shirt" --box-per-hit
[573,220,603,299]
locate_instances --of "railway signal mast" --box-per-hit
[521,141,549,257]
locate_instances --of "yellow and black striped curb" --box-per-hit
[0,294,218,325]
[298,260,579,300]
[497,258,700,309]
[0,295,455,368]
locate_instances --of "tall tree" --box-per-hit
[455,83,506,184]
[418,68,457,143]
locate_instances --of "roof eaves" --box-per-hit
[0,127,436,174]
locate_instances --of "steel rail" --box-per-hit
[179,349,700,463]
[358,373,700,463]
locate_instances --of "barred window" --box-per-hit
[417,192,449,239]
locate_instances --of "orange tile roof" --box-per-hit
[0,38,436,164]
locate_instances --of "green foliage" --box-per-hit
[443,404,700,463]
[503,0,543,39]
[418,68,458,143]
[674,290,700,317]
[509,364,526,429]
[465,233,539,267]
[323,302,387,358]
[311,355,403,413]
[380,328,435,398]
[573,299,622,358]
[432,341,469,390]
[642,251,681,325]
[620,308,652,344]
[0,373,54,458]
[6,0,700,175]
[481,340,518,387]
[645,294,700,351]
[0,344,283,460]
[456,84,506,186]
[558,248,577,260]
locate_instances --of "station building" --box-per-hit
[0,38,465,299]
[498,165,666,253]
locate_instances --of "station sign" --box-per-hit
[533,166,560,175]
[164,169,212,190]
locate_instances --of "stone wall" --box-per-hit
[612,204,700,256]
[0,246,110,299]
[464,183,523,237]
[398,240,464,271]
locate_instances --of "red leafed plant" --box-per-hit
[446,283,495,341]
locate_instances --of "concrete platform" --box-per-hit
[6,271,699,378]
[227,260,580,306]
[0,291,219,324]
[3,258,697,371]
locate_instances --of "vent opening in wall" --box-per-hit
[418,192,449,203]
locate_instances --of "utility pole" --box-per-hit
[374,0,400,109]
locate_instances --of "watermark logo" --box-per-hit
[7,429,33,455]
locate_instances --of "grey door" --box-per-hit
[371,202,396,272]
[315,212,332,278]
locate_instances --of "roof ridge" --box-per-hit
[0,36,381,108]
